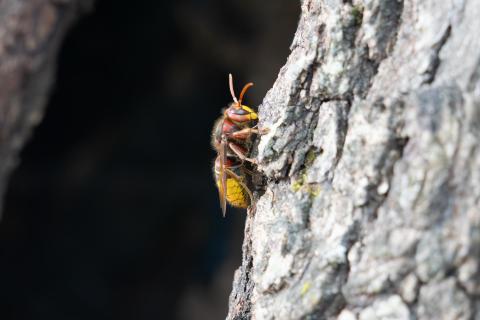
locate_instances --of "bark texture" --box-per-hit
[0,0,90,218]
[228,0,480,319]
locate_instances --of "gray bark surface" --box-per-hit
[0,0,90,218]
[228,0,480,319]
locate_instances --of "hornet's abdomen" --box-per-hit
[216,177,249,208]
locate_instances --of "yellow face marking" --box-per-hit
[217,177,249,208]
[241,105,258,120]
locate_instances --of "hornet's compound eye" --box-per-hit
[231,108,249,115]
[226,105,258,122]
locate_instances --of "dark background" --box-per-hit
[0,1,298,319]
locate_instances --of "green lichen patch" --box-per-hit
[305,148,317,167]
[291,172,307,192]
[351,5,364,27]
[291,172,321,199]
[300,282,311,297]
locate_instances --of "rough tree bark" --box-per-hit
[0,0,91,218]
[228,0,480,319]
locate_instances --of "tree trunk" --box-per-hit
[0,0,91,218]
[228,0,480,319]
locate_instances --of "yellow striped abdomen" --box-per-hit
[217,177,249,208]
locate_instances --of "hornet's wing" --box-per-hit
[219,134,227,217]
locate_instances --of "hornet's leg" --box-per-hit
[251,124,270,134]
[228,142,257,164]
[229,127,269,140]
